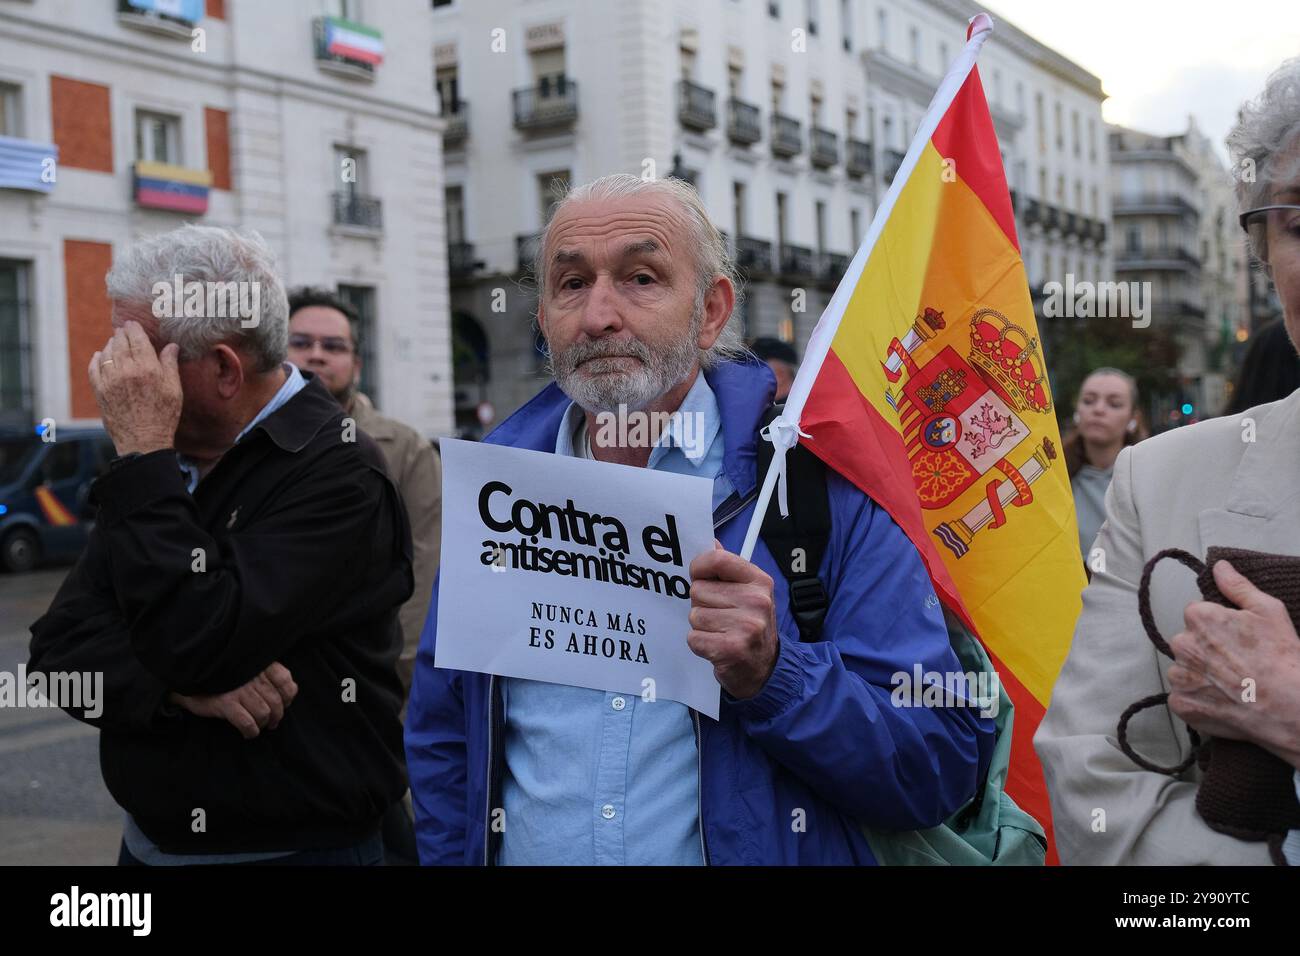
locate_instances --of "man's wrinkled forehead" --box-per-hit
[545,197,688,270]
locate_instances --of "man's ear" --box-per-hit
[696,276,736,352]
[212,343,245,400]
[536,302,547,335]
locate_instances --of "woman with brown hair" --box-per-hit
[1064,367,1142,563]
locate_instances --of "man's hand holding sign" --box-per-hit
[689,543,779,700]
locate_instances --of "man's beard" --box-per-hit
[547,307,703,414]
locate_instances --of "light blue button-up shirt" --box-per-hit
[124,362,307,865]
[498,371,734,865]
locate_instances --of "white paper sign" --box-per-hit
[434,438,721,718]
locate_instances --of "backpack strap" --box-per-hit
[756,404,831,642]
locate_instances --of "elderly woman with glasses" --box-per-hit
[1035,58,1300,865]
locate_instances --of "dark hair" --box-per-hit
[286,286,361,349]
[1225,319,1300,415]
[748,336,799,367]
[1064,366,1144,478]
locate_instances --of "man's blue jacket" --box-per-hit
[405,357,995,865]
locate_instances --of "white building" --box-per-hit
[435,0,1108,433]
[0,0,451,436]
[1109,117,1248,420]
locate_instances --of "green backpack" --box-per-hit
[756,406,1046,866]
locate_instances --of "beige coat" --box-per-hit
[1034,389,1300,865]
[350,392,442,701]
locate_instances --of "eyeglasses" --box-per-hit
[287,334,353,355]
[1238,204,1300,265]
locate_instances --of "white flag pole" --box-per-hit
[738,12,997,561]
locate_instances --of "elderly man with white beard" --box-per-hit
[405,174,993,866]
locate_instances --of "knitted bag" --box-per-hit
[1118,546,1300,866]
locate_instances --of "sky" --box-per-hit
[983,0,1300,161]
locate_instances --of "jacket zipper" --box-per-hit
[481,487,757,867]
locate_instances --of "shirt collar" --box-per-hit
[553,371,721,468]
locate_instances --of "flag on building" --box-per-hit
[323,17,385,66]
[133,161,212,215]
[755,15,1084,862]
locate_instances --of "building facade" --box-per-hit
[0,0,452,436]
[1109,117,1248,421]
[435,0,1108,434]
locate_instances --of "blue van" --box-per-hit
[0,427,116,572]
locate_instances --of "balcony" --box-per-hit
[678,80,717,132]
[314,16,385,81]
[1114,245,1202,273]
[0,136,58,194]
[516,232,543,274]
[1093,220,1108,243]
[1063,212,1078,237]
[448,241,482,281]
[117,0,200,39]
[1023,198,1042,225]
[810,127,839,168]
[733,235,774,274]
[1112,193,1199,219]
[442,102,468,148]
[332,190,382,231]
[1044,205,1061,231]
[779,243,817,277]
[727,98,762,145]
[513,76,579,133]
[846,138,873,177]
[771,114,802,158]
[819,251,851,285]
[882,148,905,184]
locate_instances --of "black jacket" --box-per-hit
[29,374,413,853]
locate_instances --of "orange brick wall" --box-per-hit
[206,0,225,20]
[64,240,114,419]
[50,76,113,174]
[205,107,232,190]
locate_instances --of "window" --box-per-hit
[806,0,818,35]
[776,191,788,247]
[840,0,852,51]
[845,107,857,139]
[135,110,181,164]
[435,66,459,115]
[733,181,746,235]
[445,185,465,244]
[815,200,826,252]
[337,284,376,398]
[769,1,780,18]
[1016,82,1024,116]
[41,441,79,484]
[1074,181,1082,213]
[0,83,21,138]
[1071,110,1080,157]
[876,8,887,51]
[850,208,861,246]
[529,48,566,96]
[1088,118,1097,161]
[0,260,33,423]
[1125,225,1140,252]
[1090,185,1098,217]
[909,26,920,67]
[727,64,742,97]
[1035,93,1045,152]
[334,144,368,197]
[1054,101,1063,151]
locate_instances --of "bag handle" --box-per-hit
[1117,548,1205,775]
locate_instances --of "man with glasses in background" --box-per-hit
[287,288,442,865]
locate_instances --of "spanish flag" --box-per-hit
[743,15,1084,861]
